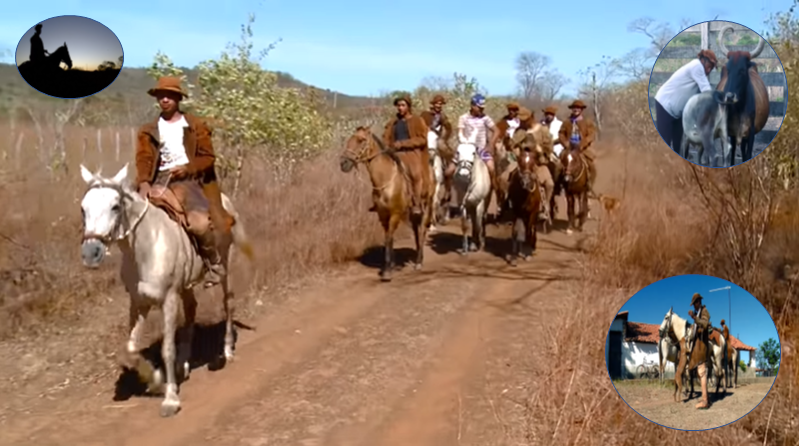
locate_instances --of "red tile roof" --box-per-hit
[624,321,755,351]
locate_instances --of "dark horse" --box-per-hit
[505,148,542,266]
[561,147,591,233]
[19,43,73,76]
[340,127,432,282]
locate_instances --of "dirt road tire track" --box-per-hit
[0,153,617,446]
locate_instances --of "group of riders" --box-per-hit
[132,76,600,297]
[376,92,598,224]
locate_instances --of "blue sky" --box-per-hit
[618,275,780,352]
[15,15,122,70]
[0,0,792,96]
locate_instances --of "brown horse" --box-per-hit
[505,149,541,266]
[561,148,591,233]
[339,126,432,282]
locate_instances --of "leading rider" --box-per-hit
[381,94,433,218]
[135,76,231,287]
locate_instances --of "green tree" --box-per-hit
[147,12,332,191]
[755,338,781,374]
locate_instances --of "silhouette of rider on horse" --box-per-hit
[29,24,50,66]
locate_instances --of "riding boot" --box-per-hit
[696,363,710,409]
[195,230,226,288]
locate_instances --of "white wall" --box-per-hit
[622,341,676,378]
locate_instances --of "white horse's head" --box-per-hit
[659,306,674,339]
[455,143,477,178]
[79,163,138,268]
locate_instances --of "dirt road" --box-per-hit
[615,379,776,430]
[0,154,619,446]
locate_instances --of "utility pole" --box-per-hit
[709,286,732,329]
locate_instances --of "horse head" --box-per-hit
[340,126,379,173]
[516,149,538,192]
[79,163,144,268]
[659,306,674,339]
[563,151,582,184]
[454,143,477,180]
[53,42,72,69]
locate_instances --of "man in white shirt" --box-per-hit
[541,105,564,157]
[654,50,717,152]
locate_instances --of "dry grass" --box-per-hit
[520,77,798,443]
[0,120,383,340]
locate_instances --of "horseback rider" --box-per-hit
[381,94,432,218]
[541,105,564,157]
[558,100,597,197]
[135,76,231,288]
[420,94,454,200]
[688,292,712,409]
[518,108,555,223]
[450,94,498,208]
[29,24,49,65]
[489,102,521,155]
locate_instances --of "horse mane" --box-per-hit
[369,132,407,176]
[670,312,688,341]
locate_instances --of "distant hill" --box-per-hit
[0,63,379,114]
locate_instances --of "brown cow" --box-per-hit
[715,25,770,164]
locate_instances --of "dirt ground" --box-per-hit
[0,153,621,446]
[615,379,776,431]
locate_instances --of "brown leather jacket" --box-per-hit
[558,117,596,152]
[419,110,453,141]
[135,112,230,229]
[382,114,429,151]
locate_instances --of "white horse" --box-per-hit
[427,130,447,231]
[452,141,491,254]
[79,164,253,417]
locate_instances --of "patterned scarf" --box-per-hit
[569,115,583,145]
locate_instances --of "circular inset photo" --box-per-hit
[649,21,787,168]
[15,15,124,99]
[605,274,781,430]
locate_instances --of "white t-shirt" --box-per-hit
[654,59,713,119]
[157,115,191,171]
[505,118,520,138]
[458,113,495,150]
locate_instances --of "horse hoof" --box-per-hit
[469,243,478,252]
[224,346,235,362]
[566,229,573,235]
[413,263,422,271]
[380,271,393,282]
[160,401,181,418]
[429,225,437,234]
[523,255,532,262]
[509,259,518,267]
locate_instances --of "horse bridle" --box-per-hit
[565,152,586,182]
[342,133,398,190]
[81,181,150,244]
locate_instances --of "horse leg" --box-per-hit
[458,205,468,255]
[508,217,520,266]
[525,211,536,261]
[160,289,182,417]
[381,214,401,281]
[578,192,588,231]
[469,206,480,252]
[476,199,488,251]
[412,218,425,270]
[566,193,575,234]
[177,289,197,381]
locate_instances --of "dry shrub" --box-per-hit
[0,120,382,340]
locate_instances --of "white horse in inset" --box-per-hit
[79,164,253,417]
[452,139,491,255]
[427,129,447,231]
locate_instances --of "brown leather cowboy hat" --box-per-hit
[430,94,446,105]
[506,101,520,111]
[697,49,718,68]
[518,107,533,121]
[543,105,558,115]
[690,292,703,307]
[568,100,587,109]
[147,76,188,99]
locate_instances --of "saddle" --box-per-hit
[149,185,190,230]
